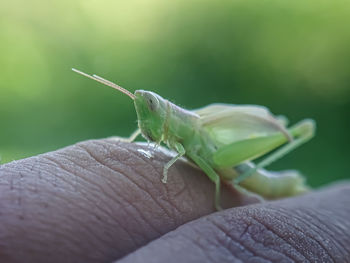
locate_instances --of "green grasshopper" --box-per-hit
[73,68,315,210]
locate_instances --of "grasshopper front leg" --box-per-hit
[107,129,141,143]
[162,142,185,183]
[127,129,141,142]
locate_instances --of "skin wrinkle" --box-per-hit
[271,207,340,262]
[265,209,325,262]
[188,234,216,262]
[259,200,343,263]
[247,214,308,262]
[52,151,97,193]
[80,142,176,233]
[242,207,305,258]
[114,144,183,217]
[181,233,214,262]
[87,141,216,224]
[1,163,50,214]
[178,228,243,263]
[98,142,243,248]
[114,176,166,238]
[234,216,287,262]
[238,218,296,263]
[239,221,251,239]
[41,198,114,253]
[44,146,170,262]
[6,230,80,263]
[270,191,350,260]
[4,141,194,262]
[208,218,273,262]
[128,143,233,213]
[54,150,129,204]
[51,153,142,252]
[72,140,222,258]
[114,142,164,185]
[207,219,257,261]
[118,185,350,263]
[52,148,149,251]
[294,208,349,257]
[311,207,350,250]
[190,226,244,263]
[0,176,102,261]
[99,141,142,164]
[209,228,241,262]
[293,215,339,262]
[99,140,198,220]
[40,156,83,191]
[156,161,190,218]
[0,166,22,194]
[191,230,240,263]
[179,177,198,213]
[122,196,163,239]
[206,217,249,254]
[208,216,257,258]
[267,215,334,263]
[104,139,171,170]
[8,139,228,260]
[22,154,144,258]
[42,155,118,203]
[54,147,124,196]
[88,141,162,197]
[172,182,188,199]
[53,149,122,201]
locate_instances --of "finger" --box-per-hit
[118,183,350,263]
[0,139,258,263]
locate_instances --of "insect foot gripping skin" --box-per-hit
[72,68,316,210]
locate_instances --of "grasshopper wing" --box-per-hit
[195,103,291,146]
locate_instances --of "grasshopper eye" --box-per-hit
[146,94,159,111]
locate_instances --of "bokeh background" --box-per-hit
[1,0,349,187]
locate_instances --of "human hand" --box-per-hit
[0,139,349,262]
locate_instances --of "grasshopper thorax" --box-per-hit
[134,90,168,143]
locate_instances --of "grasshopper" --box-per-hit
[73,68,315,210]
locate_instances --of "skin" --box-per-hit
[0,139,349,263]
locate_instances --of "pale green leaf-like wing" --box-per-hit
[195,103,291,146]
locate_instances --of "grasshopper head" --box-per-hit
[70,69,168,143]
[134,90,167,143]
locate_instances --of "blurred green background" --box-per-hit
[0,0,349,187]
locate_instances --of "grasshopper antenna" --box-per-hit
[72,68,135,100]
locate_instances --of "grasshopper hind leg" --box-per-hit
[234,119,315,185]
[188,153,222,210]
